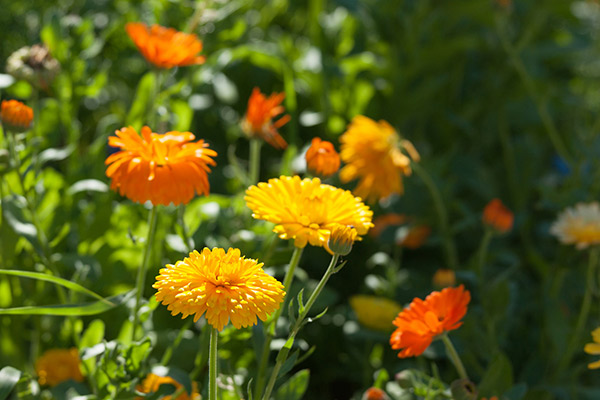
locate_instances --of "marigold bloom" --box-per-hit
[350,295,402,332]
[136,373,200,400]
[1,100,33,132]
[327,224,358,255]
[584,327,600,369]
[398,225,430,249]
[340,115,419,202]
[105,126,216,206]
[364,387,388,400]
[481,397,499,400]
[126,22,205,69]
[35,348,84,387]
[550,202,600,250]
[432,268,456,288]
[390,285,470,358]
[154,248,285,331]
[245,176,373,248]
[305,137,340,177]
[483,199,514,233]
[241,87,290,149]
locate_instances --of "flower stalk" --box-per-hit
[209,326,218,400]
[249,138,262,185]
[441,333,468,381]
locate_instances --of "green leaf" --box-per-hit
[126,71,155,129]
[0,366,21,400]
[126,338,152,372]
[296,289,305,316]
[478,352,514,396]
[0,269,111,304]
[171,100,193,132]
[275,369,310,400]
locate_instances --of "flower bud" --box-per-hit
[327,224,358,256]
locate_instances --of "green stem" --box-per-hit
[161,318,194,366]
[131,206,159,341]
[441,333,468,380]
[254,246,304,399]
[209,327,218,400]
[412,163,458,270]
[476,229,494,282]
[249,138,262,185]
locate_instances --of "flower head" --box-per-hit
[6,44,60,89]
[305,137,340,177]
[584,327,600,369]
[363,387,389,400]
[550,202,600,250]
[390,285,470,358]
[432,269,456,288]
[1,100,33,132]
[350,295,402,332]
[340,115,419,202]
[35,348,84,387]
[327,224,358,255]
[136,373,200,400]
[126,22,205,69]
[241,87,290,149]
[245,176,373,248]
[483,199,514,233]
[398,225,430,249]
[105,126,216,206]
[154,248,285,331]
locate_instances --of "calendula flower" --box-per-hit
[241,87,290,149]
[105,126,216,206]
[126,22,205,69]
[584,327,600,369]
[363,387,389,400]
[1,100,33,132]
[480,397,499,400]
[154,248,285,332]
[340,115,419,202]
[245,176,373,248]
[432,269,456,288]
[136,373,200,400]
[350,295,403,332]
[483,199,514,234]
[390,285,470,358]
[6,44,60,90]
[398,225,430,249]
[35,348,84,387]
[550,202,600,249]
[327,224,358,255]
[305,137,340,177]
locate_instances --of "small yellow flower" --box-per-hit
[432,268,456,288]
[35,348,84,387]
[154,248,285,331]
[550,202,600,249]
[584,327,600,369]
[327,224,358,255]
[350,295,402,332]
[136,373,200,400]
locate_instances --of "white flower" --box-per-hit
[550,202,600,249]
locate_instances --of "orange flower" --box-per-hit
[481,397,499,400]
[398,225,430,249]
[126,22,205,69]
[390,285,470,358]
[305,137,340,177]
[241,87,290,149]
[35,348,84,387]
[432,269,456,288]
[370,213,407,238]
[364,387,388,400]
[1,100,33,132]
[105,126,216,206]
[136,373,200,400]
[482,199,514,233]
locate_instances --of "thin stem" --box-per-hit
[161,318,194,366]
[249,138,262,185]
[476,229,494,282]
[412,163,458,270]
[441,333,468,381]
[131,206,159,342]
[209,327,218,400]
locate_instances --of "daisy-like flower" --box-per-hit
[350,295,403,332]
[136,373,200,400]
[584,327,600,369]
[154,248,285,332]
[245,175,373,248]
[550,202,600,249]
[363,387,389,400]
[241,87,290,149]
[339,115,420,202]
[390,285,470,358]
[1,99,33,132]
[35,348,84,387]
[305,137,340,177]
[432,268,456,288]
[483,198,514,234]
[105,126,217,206]
[126,22,205,69]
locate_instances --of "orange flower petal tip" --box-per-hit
[482,198,514,233]
[241,87,289,149]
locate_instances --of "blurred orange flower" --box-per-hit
[340,116,419,202]
[432,268,456,288]
[480,397,499,400]
[305,137,340,177]
[370,213,407,238]
[390,285,470,358]
[364,387,388,400]
[136,373,200,400]
[398,225,430,249]
[482,199,513,233]
[35,348,84,387]
[241,87,290,149]
[126,22,205,69]
[1,99,33,132]
[105,126,216,206]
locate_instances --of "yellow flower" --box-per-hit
[350,295,402,332]
[136,373,200,400]
[327,224,358,256]
[154,248,285,331]
[584,327,600,369]
[245,175,373,248]
[35,348,84,387]
[550,202,600,249]
[339,115,419,202]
